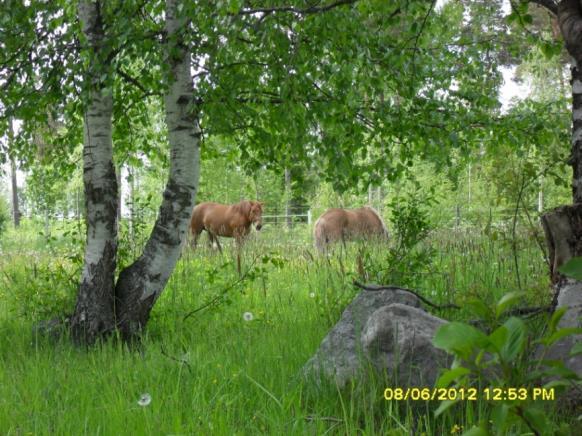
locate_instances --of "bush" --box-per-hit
[361,184,436,288]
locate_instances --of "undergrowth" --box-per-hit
[0,218,569,435]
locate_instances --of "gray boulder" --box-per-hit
[546,280,582,375]
[544,280,582,407]
[362,303,450,387]
[303,288,449,387]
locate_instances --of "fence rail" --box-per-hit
[262,211,312,225]
[261,206,312,226]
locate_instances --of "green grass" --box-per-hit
[0,219,567,435]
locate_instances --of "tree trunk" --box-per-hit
[8,118,21,227]
[568,57,582,201]
[540,205,582,405]
[113,0,201,340]
[557,0,582,201]
[541,204,582,286]
[69,0,119,344]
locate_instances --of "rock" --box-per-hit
[547,280,582,375]
[303,288,450,388]
[544,280,582,407]
[362,303,451,387]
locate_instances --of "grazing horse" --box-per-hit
[313,206,389,253]
[190,200,264,252]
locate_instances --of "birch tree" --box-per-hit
[112,0,200,339]
[69,0,119,343]
[69,0,200,342]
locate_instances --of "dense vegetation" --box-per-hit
[0,214,567,434]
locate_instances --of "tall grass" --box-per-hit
[0,219,564,434]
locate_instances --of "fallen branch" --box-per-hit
[353,281,461,310]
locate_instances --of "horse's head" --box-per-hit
[249,201,264,231]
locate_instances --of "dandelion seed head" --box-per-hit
[137,393,151,407]
[309,292,316,298]
[243,311,254,321]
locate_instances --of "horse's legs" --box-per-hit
[190,228,202,249]
[234,236,244,276]
[208,233,223,254]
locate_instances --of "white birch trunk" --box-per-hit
[114,0,201,338]
[570,57,582,202]
[538,1,582,401]
[557,0,582,202]
[70,0,119,343]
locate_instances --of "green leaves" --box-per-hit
[497,317,526,363]
[495,291,526,318]
[433,322,488,360]
[435,366,471,389]
[433,317,526,364]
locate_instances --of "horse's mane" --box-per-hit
[362,206,389,234]
[232,200,252,215]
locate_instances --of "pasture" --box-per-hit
[0,217,565,435]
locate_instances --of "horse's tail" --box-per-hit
[313,216,328,253]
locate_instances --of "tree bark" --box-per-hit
[540,205,582,405]
[556,0,582,201]
[530,1,582,392]
[70,0,119,344]
[541,204,582,286]
[114,0,201,340]
[8,118,21,228]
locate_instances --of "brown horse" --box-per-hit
[313,206,389,253]
[190,200,264,252]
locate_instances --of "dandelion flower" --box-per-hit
[309,292,316,298]
[137,393,152,407]
[243,312,254,321]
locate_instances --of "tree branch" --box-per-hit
[116,66,162,97]
[353,281,461,310]
[237,0,359,16]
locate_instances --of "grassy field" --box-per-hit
[0,219,569,434]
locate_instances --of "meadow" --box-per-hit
[0,218,570,435]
